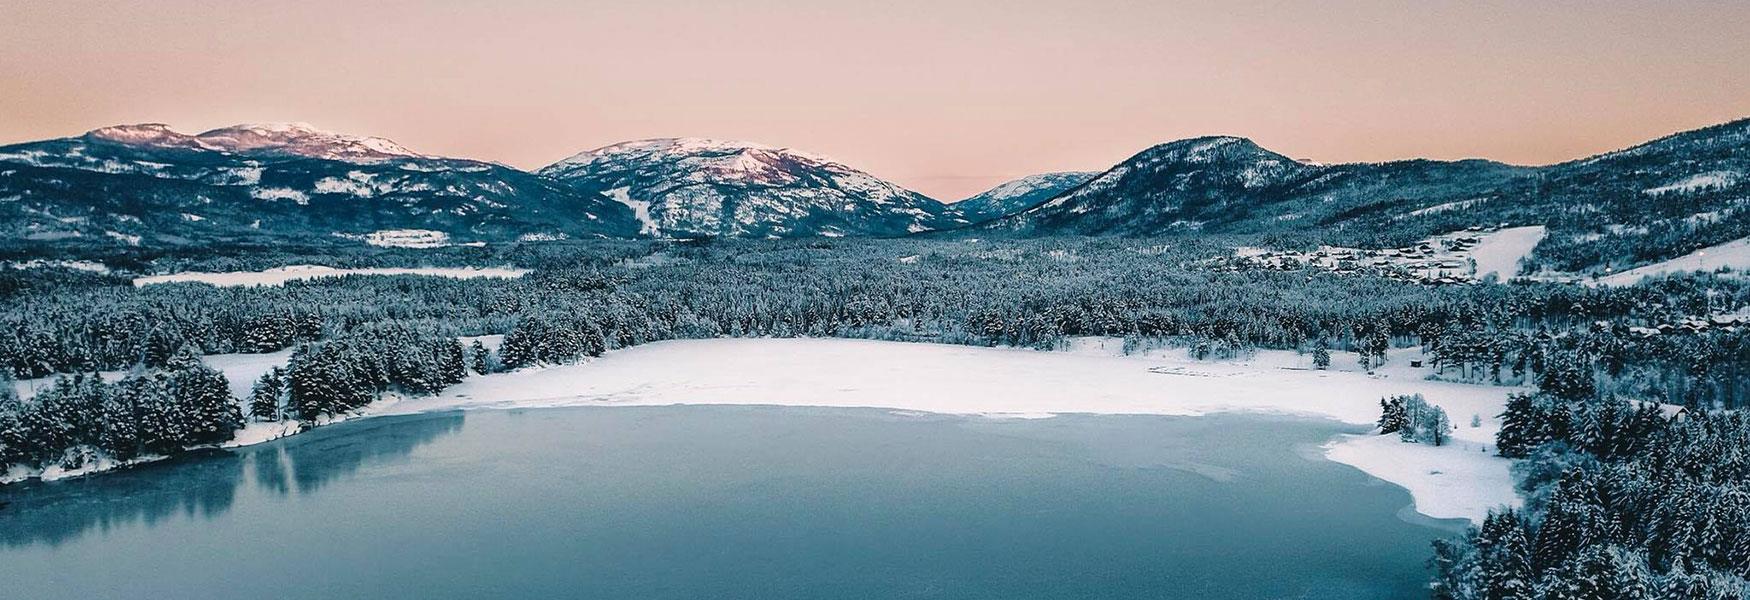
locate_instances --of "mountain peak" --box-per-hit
[192,123,419,160]
[85,123,213,150]
[1142,135,1282,164]
[538,137,947,238]
[546,137,839,175]
[82,122,420,161]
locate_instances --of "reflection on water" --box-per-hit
[0,413,463,548]
[0,407,1453,600]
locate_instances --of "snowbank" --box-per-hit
[383,337,1521,523]
[131,265,529,287]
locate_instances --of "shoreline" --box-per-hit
[382,337,1522,523]
[4,337,1523,525]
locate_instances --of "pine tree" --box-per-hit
[1539,352,1597,402]
[1487,523,1537,600]
[440,338,466,386]
[470,340,490,374]
[249,368,285,422]
[0,379,33,467]
[1379,396,1408,434]
[97,389,142,460]
[1312,340,1331,370]
[1498,393,1549,458]
[171,360,240,446]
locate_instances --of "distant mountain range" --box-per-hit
[0,123,641,248]
[1,118,1744,272]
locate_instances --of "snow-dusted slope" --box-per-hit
[1592,237,1750,285]
[539,138,957,238]
[950,171,1098,223]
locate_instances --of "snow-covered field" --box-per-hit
[1593,236,1750,286]
[381,337,1521,523]
[1470,225,1546,280]
[131,265,529,287]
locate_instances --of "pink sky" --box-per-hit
[3,0,1747,200]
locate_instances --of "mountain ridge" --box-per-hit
[538,137,959,238]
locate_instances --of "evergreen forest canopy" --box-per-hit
[1,235,1748,597]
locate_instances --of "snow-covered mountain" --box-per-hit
[539,138,958,238]
[85,122,423,162]
[982,118,1750,272]
[985,136,1335,235]
[949,172,1098,224]
[0,123,645,249]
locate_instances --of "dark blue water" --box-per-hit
[0,406,1459,599]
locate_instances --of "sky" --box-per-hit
[2,0,1748,200]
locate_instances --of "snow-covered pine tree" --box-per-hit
[1378,396,1408,434]
[170,359,240,446]
[250,368,286,422]
[1498,393,1554,458]
[470,340,490,374]
[1311,338,1331,370]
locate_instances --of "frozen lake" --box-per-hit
[0,406,1459,599]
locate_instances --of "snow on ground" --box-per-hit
[1470,226,1546,280]
[224,420,302,448]
[458,334,504,353]
[1593,237,1750,286]
[382,337,1520,523]
[12,348,296,401]
[2,259,111,273]
[203,348,297,397]
[1643,170,1739,196]
[132,265,529,287]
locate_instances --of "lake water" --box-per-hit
[0,407,1462,599]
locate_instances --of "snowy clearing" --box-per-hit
[1469,226,1546,280]
[132,265,529,287]
[12,348,296,402]
[1592,237,1750,286]
[382,337,1521,523]
[360,229,451,248]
